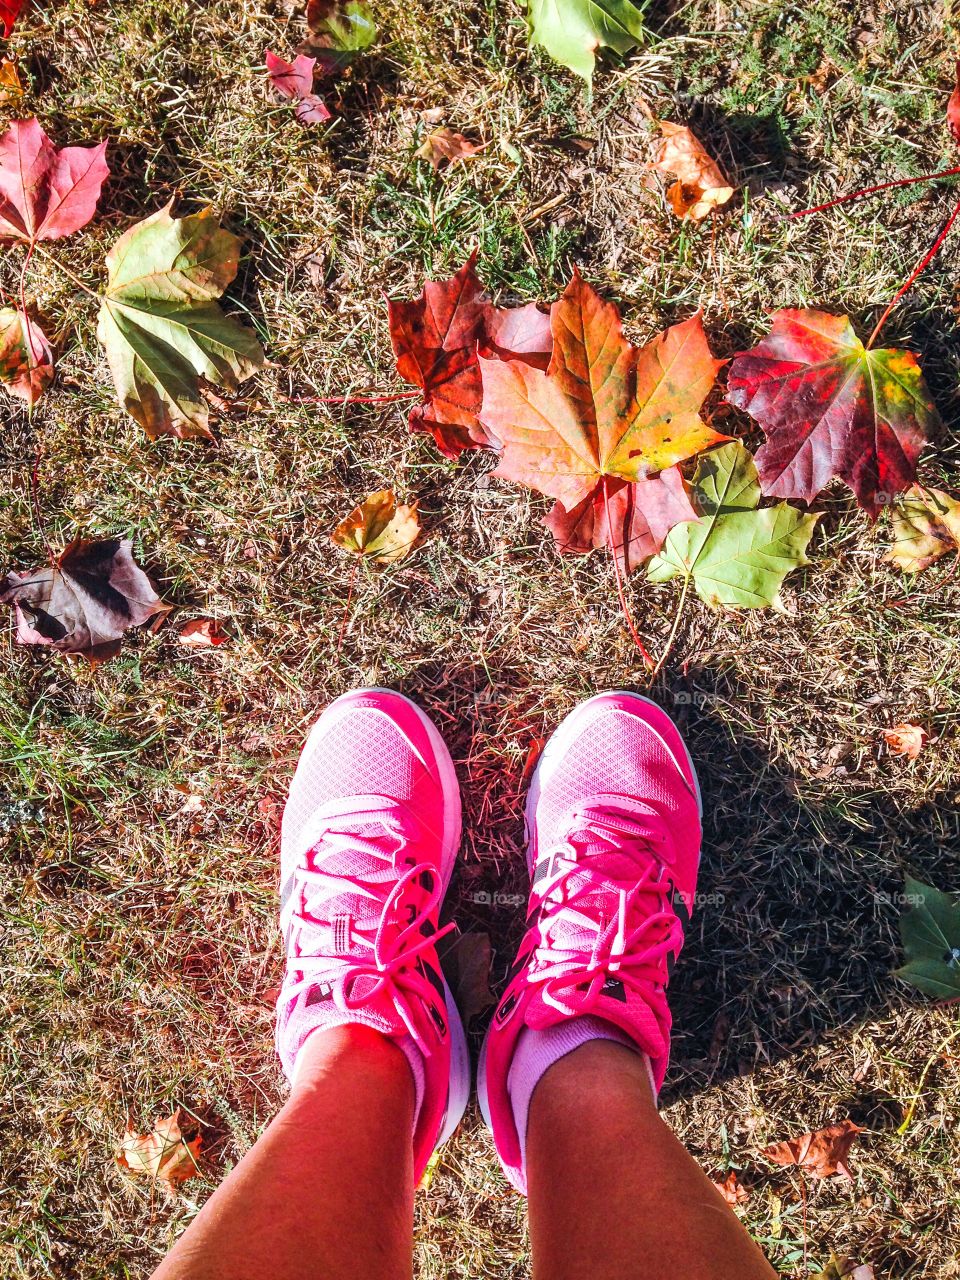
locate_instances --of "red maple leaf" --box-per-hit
[0,117,109,244]
[388,255,551,458]
[479,270,723,568]
[760,1119,864,1180]
[726,309,938,518]
[0,0,24,38]
[265,50,331,125]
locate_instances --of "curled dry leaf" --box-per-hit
[116,1109,202,1186]
[813,1253,876,1280]
[650,122,734,222]
[178,617,228,647]
[760,1118,864,1180]
[712,1170,749,1205]
[727,310,937,518]
[265,50,331,124]
[416,127,483,170]
[0,306,54,406]
[1,536,170,663]
[0,117,109,245]
[331,489,421,563]
[388,254,551,457]
[97,202,265,440]
[881,722,927,760]
[886,485,960,573]
[0,59,23,104]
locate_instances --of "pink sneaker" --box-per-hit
[275,688,470,1181]
[478,692,702,1191]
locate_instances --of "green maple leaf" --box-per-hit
[525,0,646,85]
[895,876,960,1000]
[647,441,818,608]
[97,202,265,441]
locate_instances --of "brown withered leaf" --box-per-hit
[178,617,228,647]
[116,1109,202,1186]
[1,537,169,663]
[886,485,960,573]
[651,122,735,222]
[760,1119,864,1179]
[0,59,23,104]
[712,1170,749,1205]
[881,723,928,760]
[813,1254,875,1280]
[331,489,420,563]
[416,127,483,170]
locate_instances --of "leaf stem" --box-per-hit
[602,477,655,671]
[897,1022,960,1136]
[789,164,960,219]
[867,192,960,348]
[30,242,100,299]
[651,570,691,679]
[278,389,421,406]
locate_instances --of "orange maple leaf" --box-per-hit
[760,1118,864,1179]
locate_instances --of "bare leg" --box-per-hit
[526,1040,775,1280]
[152,1025,415,1280]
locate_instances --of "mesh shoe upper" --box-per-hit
[479,692,702,1192]
[275,689,466,1180]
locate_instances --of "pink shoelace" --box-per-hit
[526,804,683,1016]
[284,803,455,1052]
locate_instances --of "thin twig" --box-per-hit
[867,192,960,348]
[277,389,420,406]
[789,164,960,219]
[30,242,100,299]
[602,477,655,670]
[335,558,361,655]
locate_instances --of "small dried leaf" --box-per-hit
[813,1254,875,1280]
[416,127,483,170]
[886,485,960,573]
[178,617,228,647]
[0,59,23,104]
[0,306,54,406]
[650,122,734,222]
[712,1170,749,1205]
[881,723,927,760]
[1,536,169,663]
[331,490,420,563]
[116,1109,201,1185]
[760,1119,863,1180]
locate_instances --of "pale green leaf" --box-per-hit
[895,876,960,999]
[97,202,264,440]
[525,0,645,84]
[647,442,818,608]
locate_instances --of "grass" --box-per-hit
[2,0,960,1275]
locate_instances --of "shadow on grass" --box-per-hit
[398,658,960,1097]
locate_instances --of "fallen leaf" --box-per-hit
[0,306,54,406]
[97,202,265,440]
[760,1118,863,1179]
[0,59,23,104]
[304,0,377,74]
[895,875,960,999]
[388,255,552,457]
[726,310,938,518]
[886,484,960,572]
[524,0,645,85]
[948,61,960,147]
[1,537,170,662]
[331,489,420,562]
[265,49,331,125]
[0,0,24,39]
[712,1170,749,1205]
[881,722,927,759]
[650,122,735,222]
[452,932,494,1026]
[544,467,697,574]
[0,117,109,245]
[648,441,819,608]
[416,127,483,170]
[116,1109,202,1186]
[178,617,228,647]
[480,270,725,553]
